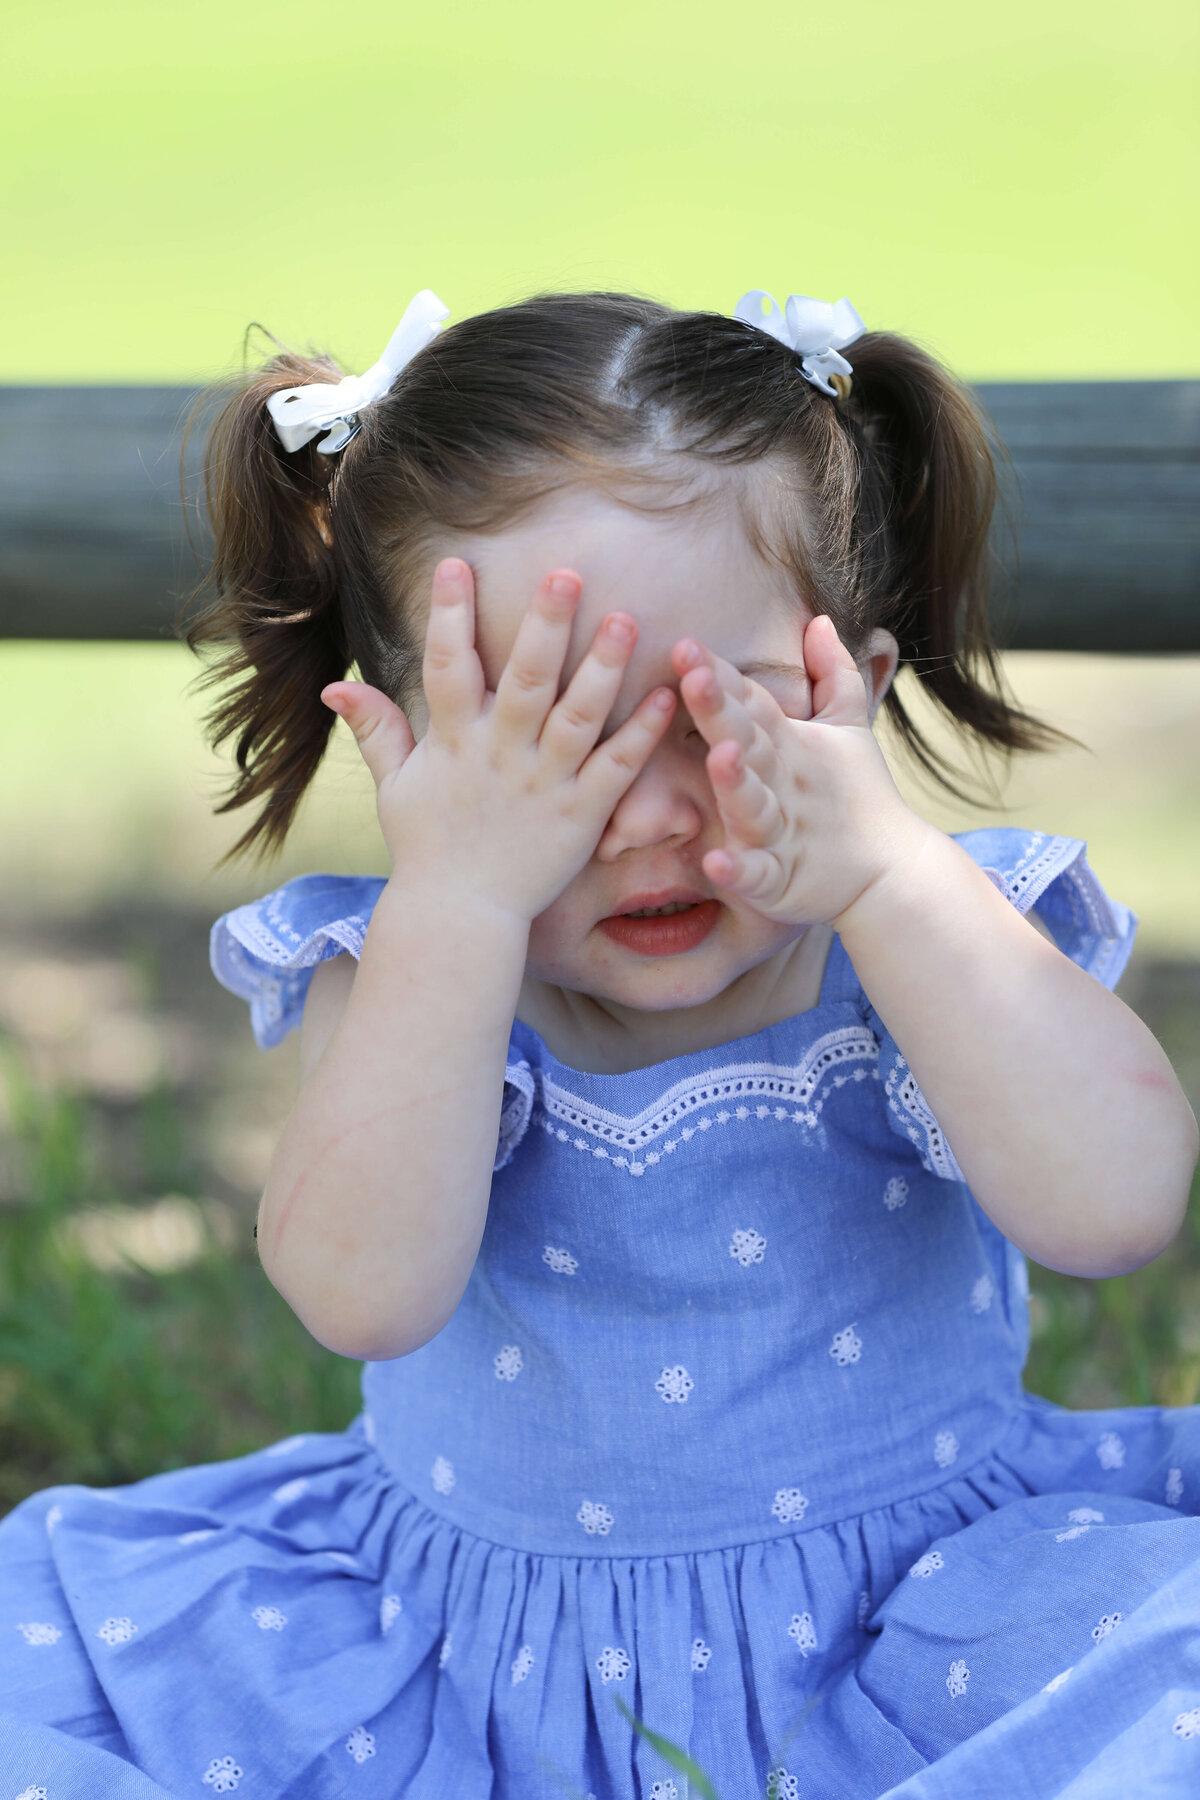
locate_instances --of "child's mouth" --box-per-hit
[597,899,721,956]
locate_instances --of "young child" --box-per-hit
[2,287,1198,1800]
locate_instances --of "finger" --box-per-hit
[678,658,781,784]
[706,740,785,847]
[702,842,785,908]
[538,609,641,769]
[803,615,870,726]
[490,569,585,743]
[322,682,417,790]
[422,558,486,731]
[574,686,678,812]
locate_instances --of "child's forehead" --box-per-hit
[432,483,810,677]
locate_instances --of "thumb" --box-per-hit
[803,616,871,727]
[322,681,417,789]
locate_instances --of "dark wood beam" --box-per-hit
[0,382,1197,650]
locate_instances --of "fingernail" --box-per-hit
[604,613,636,644]
[549,571,581,600]
[676,640,702,665]
[436,557,466,581]
[653,687,675,711]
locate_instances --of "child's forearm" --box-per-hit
[835,831,1199,1277]
[258,878,529,1359]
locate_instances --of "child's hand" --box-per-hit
[322,559,678,924]
[674,615,935,927]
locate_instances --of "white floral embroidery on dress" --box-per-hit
[511,1644,535,1684]
[96,1617,137,1646]
[438,1632,452,1668]
[829,1324,862,1367]
[17,1622,62,1645]
[595,1646,631,1684]
[650,1782,679,1799]
[1096,1431,1125,1470]
[380,1594,402,1634]
[44,1505,62,1536]
[1167,1468,1184,1506]
[264,1434,308,1457]
[690,1637,712,1672]
[15,1787,48,1800]
[787,1612,817,1656]
[1043,1668,1072,1694]
[946,1659,969,1698]
[933,1431,959,1469]
[431,1457,455,1495]
[1173,1707,1200,1739]
[771,1488,809,1525]
[883,1177,908,1211]
[202,1758,243,1792]
[577,1499,614,1536]
[1056,1526,1090,1542]
[1091,1612,1122,1641]
[542,1245,578,1275]
[251,1606,286,1631]
[856,1591,871,1629]
[655,1365,694,1404]
[729,1227,767,1266]
[345,1726,376,1764]
[1067,1507,1104,1524]
[271,1477,309,1505]
[970,1275,994,1314]
[178,1529,217,1545]
[909,1551,944,1579]
[493,1344,524,1381]
[767,1766,800,1800]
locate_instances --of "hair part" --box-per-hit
[185,292,1069,858]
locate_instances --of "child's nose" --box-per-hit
[594,745,706,861]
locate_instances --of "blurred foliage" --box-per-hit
[0,1043,361,1513]
[3,0,1196,382]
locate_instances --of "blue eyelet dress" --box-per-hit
[2,828,1200,1800]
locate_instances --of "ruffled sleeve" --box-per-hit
[210,875,536,1171]
[863,829,1138,1182]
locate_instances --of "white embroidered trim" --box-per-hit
[883,1056,965,1183]
[946,1658,969,1697]
[202,1756,243,1791]
[595,1645,631,1683]
[1097,1431,1126,1470]
[534,1029,879,1177]
[17,1622,62,1645]
[346,1726,376,1763]
[787,1611,818,1655]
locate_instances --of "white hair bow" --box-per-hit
[266,289,450,455]
[733,290,866,396]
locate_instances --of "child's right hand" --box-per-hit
[322,558,678,924]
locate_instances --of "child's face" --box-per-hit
[421,482,897,1019]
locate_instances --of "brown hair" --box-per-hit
[186,291,1065,857]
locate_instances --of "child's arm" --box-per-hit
[258,559,677,1360]
[834,834,1197,1275]
[674,619,1198,1279]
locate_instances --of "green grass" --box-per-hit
[2,0,1196,384]
[0,1044,361,1513]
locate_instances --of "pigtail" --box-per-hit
[185,345,352,858]
[843,335,1073,800]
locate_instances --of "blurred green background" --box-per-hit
[1,0,1198,1508]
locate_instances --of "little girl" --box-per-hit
[2,287,1199,1800]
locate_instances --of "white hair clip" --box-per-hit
[733,290,866,397]
[266,289,450,455]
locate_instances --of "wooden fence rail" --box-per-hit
[0,382,1197,650]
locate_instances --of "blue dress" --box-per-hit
[3,828,1200,1800]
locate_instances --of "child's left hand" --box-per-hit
[673,615,936,927]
